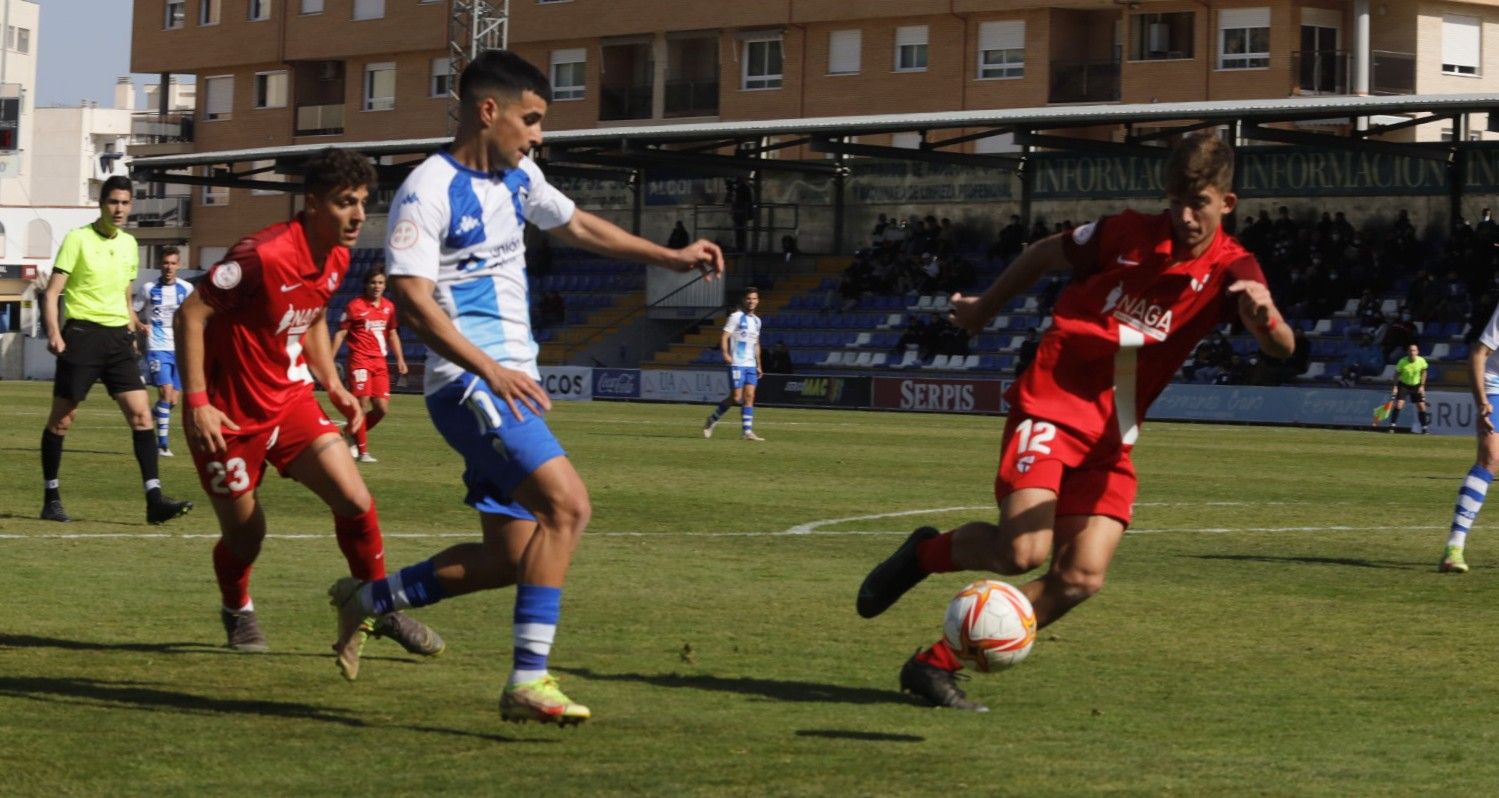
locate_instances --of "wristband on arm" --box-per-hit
[184,391,209,410]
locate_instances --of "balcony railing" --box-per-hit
[1291,49,1348,95]
[600,85,652,121]
[663,79,718,118]
[131,111,194,144]
[295,103,345,136]
[1049,60,1120,104]
[1372,50,1416,95]
[130,196,192,228]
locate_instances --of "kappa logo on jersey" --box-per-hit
[401,193,420,206]
[456,215,482,235]
[275,306,322,335]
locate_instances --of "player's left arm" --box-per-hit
[755,338,763,377]
[387,325,407,375]
[302,313,363,432]
[551,208,724,280]
[1226,257,1293,359]
[125,283,144,335]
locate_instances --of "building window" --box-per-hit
[895,25,928,71]
[200,0,221,25]
[203,165,229,206]
[1219,8,1269,69]
[550,49,586,100]
[165,0,186,29]
[248,160,286,196]
[255,71,288,108]
[431,58,453,97]
[1132,12,1195,60]
[742,37,783,90]
[353,0,384,20]
[364,63,396,111]
[978,21,1025,79]
[828,29,861,75]
[1443,15,1481,76]
[204,75,233,121]
[249,0,271,21]
[891,132,921,149]
[13,27,27,54]
[300,0,323,13]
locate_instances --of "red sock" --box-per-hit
[364,411,384,433]
[915,639,964,672]
[353,419,369,455]
[916,532,957,574]
[334,501,387,580]
[212,540,253,610]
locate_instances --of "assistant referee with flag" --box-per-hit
[38,176,193,524]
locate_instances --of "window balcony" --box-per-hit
[600,85,652,122]
[295,103,345,136]
[663,79,718,118]
[1049,60,1120,104]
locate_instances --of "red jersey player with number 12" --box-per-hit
[175,147,442,659]
[332,268,407,462]
[856,134,1296,710]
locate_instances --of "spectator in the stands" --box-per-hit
[1381,307,1418,359]
[1014,328,1039,378]
[1407,269,1438,320]
[1355,289,1384,333]
[667,220,690,249]
[1253,328,1310,386]
[1028,217,1049,243]
[1438,269,1470,323]
[991,214,1026,265]
[765,341,793,375]
[1274,205,1297,238]
[1341,334,1386,386]
[894,314,928,355]
[781,233,799,264]
[872,213,889,239]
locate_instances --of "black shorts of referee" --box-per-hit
[53,318,147,401]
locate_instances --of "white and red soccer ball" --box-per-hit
[943,579,1037,672]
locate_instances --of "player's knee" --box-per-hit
[541,494,591,538]
[331,486,373,517]
[1001,537,1050,573]
[1053,567,1106,604]
[48,412,76,435]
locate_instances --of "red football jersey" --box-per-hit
[339,296,396,368]
[1009,210,1267,447]
[197,217,349,434]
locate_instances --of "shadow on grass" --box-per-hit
[0,446,121,457]
[0,676,538,744]
[0,633,429,667]
[1186,554,1416,570]
[558,667,914,706]
[795,729,925,742]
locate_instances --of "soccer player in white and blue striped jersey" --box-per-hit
[133,247,193,456]
[328,50,724,724]
[1440,303,1499,573]
[703,288,764,441]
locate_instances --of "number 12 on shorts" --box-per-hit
[1014,419,1056,455]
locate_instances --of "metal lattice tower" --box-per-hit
[448,0,509,132]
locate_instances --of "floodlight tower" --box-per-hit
[447,0,509,132]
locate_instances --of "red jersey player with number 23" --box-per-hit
[175,148,442,660]
[856,134,1296,710]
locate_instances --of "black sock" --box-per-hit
[132,429,162,502]
[41,430,64,503]
[1389,407,1402,426]
[1420,410,1432,428]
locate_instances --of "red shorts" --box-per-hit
[994,413,1138,525]
[348,361,390,399]
[191,392,340,499]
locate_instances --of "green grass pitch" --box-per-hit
[1,380,1496,795]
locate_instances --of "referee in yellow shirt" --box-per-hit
[1387,342,1432,434]
[39,176,193,523]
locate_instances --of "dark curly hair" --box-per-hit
[303,147,377,198]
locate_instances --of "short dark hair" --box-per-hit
[459,49,552,106]
[743,286,760,296]
[160,246,180,260]
[303,147,376,198]
[100,175,132,201]
[1165,133,1234,197]
[365,267,386,285]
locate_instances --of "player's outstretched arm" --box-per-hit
[303,313,363,433]
[948,232,1070,336]
[1471,344,1494,434]
[1228,279,1294,359]
[389,275,550,421]
[174,291,239,454]
[551,208,724,280]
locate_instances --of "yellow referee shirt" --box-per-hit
[1395,355,1428,386]
[54,223,139,327]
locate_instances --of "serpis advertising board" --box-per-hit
[872,377,1008,414]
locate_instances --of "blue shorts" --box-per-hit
[146,351,180,390]
[426,373,567,521]
[729,365,759,390]
[1488,394,1499,431]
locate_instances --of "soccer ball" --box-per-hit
[943,580,1037,672]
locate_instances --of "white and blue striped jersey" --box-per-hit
[1479,302,1499,394]
[724,310,761,368]
[134,278,193,352]
[385,152,576,393]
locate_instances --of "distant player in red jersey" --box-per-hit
[175,148,443,658]
[856,134,1296,710]
[331,268,406,462]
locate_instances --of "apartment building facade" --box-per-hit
[132,0,1499,262]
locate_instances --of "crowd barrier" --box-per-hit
[533,367,1477,437]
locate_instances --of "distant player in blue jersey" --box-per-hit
[327,50,724,725]
[703,287,764,441]
[133,247,194,456]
